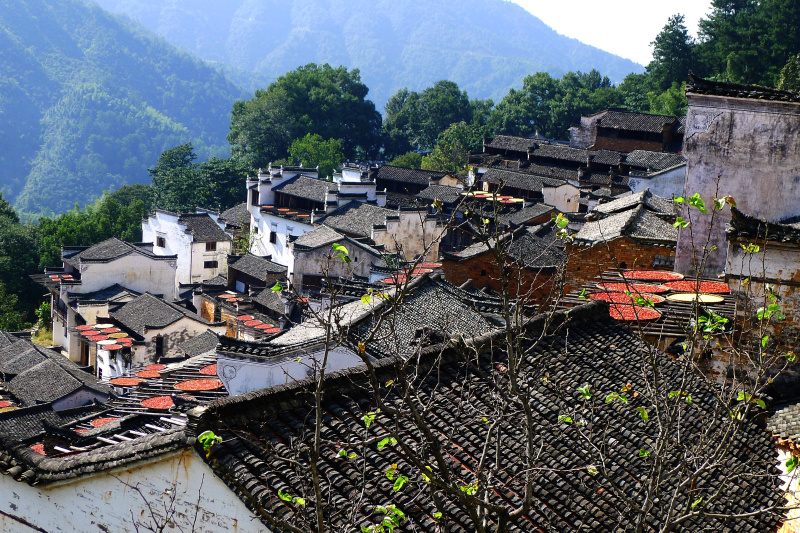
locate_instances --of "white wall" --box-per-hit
[628,165,685,198]
[67,256,176,301]
[218,345,362,396]
[129,318,227,367]
[0,449,266,533]
[543,183,580,213]
[250,212,313,271]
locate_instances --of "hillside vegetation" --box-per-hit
[91,0,643,107]
[0,0,244,215]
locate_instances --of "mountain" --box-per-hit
[91,0,643,108]
[0,0,245,215]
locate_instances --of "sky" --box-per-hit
[508,0,713,66]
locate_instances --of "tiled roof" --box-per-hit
[589,149,624,166]
[590,189,675,219]
[177,213,231,243]
[625,150,685,172]
[0,339,112,407]
[575,205,678,246]
[202,273,228,287]
[0,403,97,444]
[383,192,420,209]
[67,284,141,303]
[375,165,447,185]
[112,293,213,335]
[318,201,393,239]
[450,224,565,270]
[228,253,287,279]
[596,109,680,133]
[252,288,285,316]
[769,402,800,442]
[481,168,566,192]
[484,135,536,152]
[292,225,343,250]
[416,184,464,205]
[62,238,170,267]
[0,331,17,349]
[529,144,590,164]
[178,330,219,357]
[687,72,800,103]
[271,175,337,203]
[197,303,782,532]
[727,207,800,244]
[220,202,249,227]
[496,203,556,227]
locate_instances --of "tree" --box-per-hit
[0,283,27,331]
[647,14,696,92]
[288,134,345,179]
[196,157,251,212]
[389,151,424,169]
[228,64,382,168]
[648,81,689,117]
[778,54,800,92]
[149,143,200,212]
[421,121,481,174]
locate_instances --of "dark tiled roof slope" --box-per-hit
[482,168,566,192]
[384,192,420,209]
[451,224,565,270]
[768,402,800,442]
[576,205,678,246]
[271,175,337,203]
[687,72,800,103]
[63,237,168,267]
[252,289,285,316]
[229,253,287,279]
[220,202,249,227]
[591,189,675,218]
[497,203,556,227]
[112,293,212,334]
[178,330,219,357]
[375,165,446,185]
[625,151,685,172]
[484,135,536,152]
[596,109,680,133]
[727,207,800,244]
[0,403,97,444]
[530,144,590,164]
[198,305,782,532]
[318,201,393,239]
[416,184,464,205]
[178,213,231,242]
[292,225,342,250]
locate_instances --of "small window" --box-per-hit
[156,236,166,248]
[206,242,217,252]
[250,189,259,206]
[204,260,219,269]
[155,336,164,357]
[480,269,487,276]
[270,231,277,244]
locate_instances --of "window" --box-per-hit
[156,236,166,248]
[206,242,217,252]
[250,189,259,206]
[480,269,487,277]
[155,336,164,357]
[270,231,277,244]
[204,260,219,269]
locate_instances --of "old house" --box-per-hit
[226,252,287,293]
[569,108,685,152]
[725,207,800,348]
[105,293,226,373]
[566,193,677,288]
[142,210,232,291]
[477,167,580,212]
[290,225,387,291]
[372,164,460,195]
[36,238,178,365]
[675,74,800,276]
[441,223,565,300]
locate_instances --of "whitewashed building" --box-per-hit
[142,210,232,291]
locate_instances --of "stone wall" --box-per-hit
[565,239,675,291]
[676,94,800,276]
[441,254,557,302]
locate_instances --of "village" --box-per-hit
[1,74,800,532]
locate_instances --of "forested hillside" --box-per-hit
[91,0,643,107]
[0,0,245,215]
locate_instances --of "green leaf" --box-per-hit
[787,456,799,473]
[586,465,598,476]
[638,449,651,458]
[377,436,397,450]
[685,394,692,404]
[673,217,690,228]
[635,406,649,422]
[331,243,349,255]
[363,411,377,428]
[689,193,708,213]
[762,335,769,348]
[578,386,591,400]
[754,399,766,409]
[480,416,489,424]
[271,281,283,292]
[668,390,681,399]
[558,414,573,424]
[786,351,797,362]
[714,198,725,210]
[385,467,396,481]
[674,196,687,204]
[554,212,569,229]
[692,497,703,510]
[278,489,292,502]
[293,497,306,506]
[393,475,408,491]
[339,449,348,458]
[337,252,352,263]
[388,506,406,521]
[578,288,590,300]
[433,512,443,520]
[361,294,372,305]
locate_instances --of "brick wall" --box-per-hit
[592,137,665,152]
[564,238,676,291]
[441,253,557,301]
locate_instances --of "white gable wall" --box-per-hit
[0,449,265,533]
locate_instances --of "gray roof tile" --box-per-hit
[318,201,393,239]
[228,253,287,279]
[112,293,211,335]
[375,165,447,185]
[271,175,338,204]
[177,213,231,242]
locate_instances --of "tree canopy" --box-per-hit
[288,134,345,179]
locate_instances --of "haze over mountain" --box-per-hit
[0,0,244,215]
[92,0,644,107]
